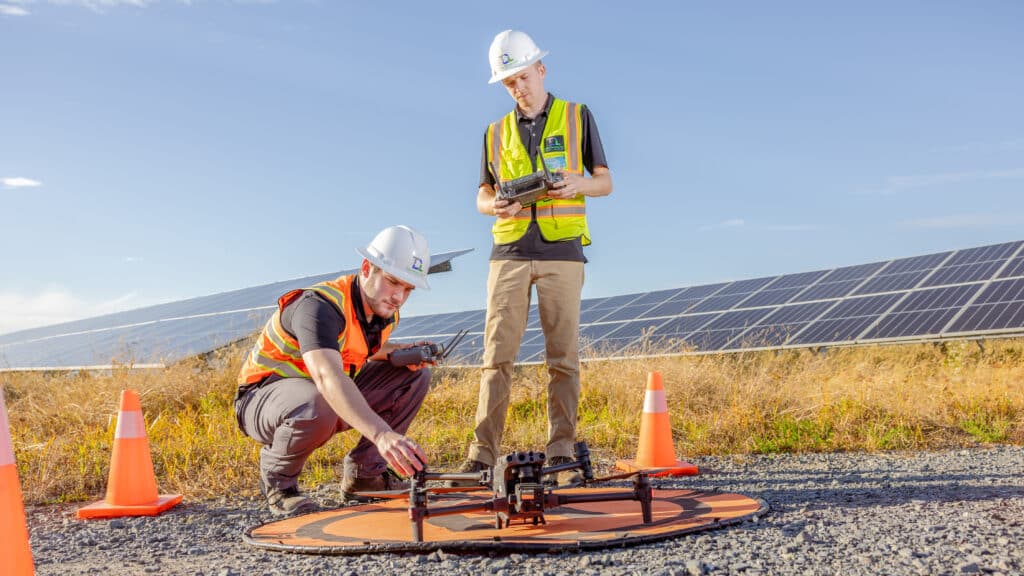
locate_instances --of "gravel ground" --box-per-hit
[25,445,1024,576]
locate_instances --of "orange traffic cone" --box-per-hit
[615,371,699,477]
[78,390,182,519]
[1,387,35,575]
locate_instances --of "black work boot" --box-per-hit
[260,478,319,516]
[445,459,490,488]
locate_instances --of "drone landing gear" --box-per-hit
[407,442,654,543]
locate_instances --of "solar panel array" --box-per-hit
[389,240,1024,365]
[4,242,1022,371]
[0,249,472,370]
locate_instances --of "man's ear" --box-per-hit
[360,259,371,278]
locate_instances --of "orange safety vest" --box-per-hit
[237,274,396,385]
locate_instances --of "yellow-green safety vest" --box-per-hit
[486,98,590,246]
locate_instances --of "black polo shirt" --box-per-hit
[479,93,609,262]
[260,276,394,385]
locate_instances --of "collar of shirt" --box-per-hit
[349,275,396,334]
[515,92,554,124]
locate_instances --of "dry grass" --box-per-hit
[3,338,1022,505]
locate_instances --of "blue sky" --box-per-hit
[1,0,1022,335]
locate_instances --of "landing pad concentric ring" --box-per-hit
[243,488,768,555]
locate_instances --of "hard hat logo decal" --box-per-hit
[500,53,515,66]
[410,256,424,273]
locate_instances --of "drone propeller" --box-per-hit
[583,467,673,484]
[355,485,488,500]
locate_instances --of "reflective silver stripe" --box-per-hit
[566,101,580,173]
[114,410,146,440]
[311,283,346,313]
[643,389,668,413]
[265,315,299,353]
[536,204,586,218]
[490,118,504,179]
[253,352,308,379]
[0,393,13,466]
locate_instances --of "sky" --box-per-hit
[1,0,1023,336]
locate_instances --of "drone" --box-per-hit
[403,441,654,542]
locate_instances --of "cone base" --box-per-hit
[615,458,699,477]
[77,493,183,519]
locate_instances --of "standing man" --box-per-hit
[236,225,433,515]
[455,30,613,484]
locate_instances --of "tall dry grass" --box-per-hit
[2,338,1022,505]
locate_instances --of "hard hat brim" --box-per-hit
[355,247,431,290]
[488,50,548,84]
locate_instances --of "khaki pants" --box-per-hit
[468,259,584,465]
[235,361,430,491]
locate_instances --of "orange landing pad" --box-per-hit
[244,488,767,555]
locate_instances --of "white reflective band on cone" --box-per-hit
[0,391,13,466]
[643,389,668,413]
[114,411,146,439]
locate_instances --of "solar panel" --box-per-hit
[655,313,720,338]
[684,308,776,351]
[725,301,834,349]
[688,292,751,314]
[716,276,776,296]
[0,249,472,370]
[792,278,863,302]
[946,277,1024,333]
[259,239,1024,364]
[7,241,1024,370]
[859,284,978,340]
[854,270,932,295]
[999,256,1024,279]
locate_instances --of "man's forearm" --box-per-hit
[477,184,497,215]
[582,168,613,198]
[304,350,391,443]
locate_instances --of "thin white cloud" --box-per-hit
[123,256,144,263]
[43,0,153,13]
[929,138,1024,153]
[2,0,266,14]
[1,177,42,189]
[899,213,1024,230]
[761,224,825,233]
[698,219,823,233]
[0,4,30,15]
[0,287,159,335]
[856,168,1024,195]
[697,218,745,232]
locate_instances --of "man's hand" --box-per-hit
[373,430,427,477]
[547,170,587,199]
[387,340,437,371]
[492,196,523,219]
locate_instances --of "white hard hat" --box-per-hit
[356,225,431,290]
[488,29,548,84]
